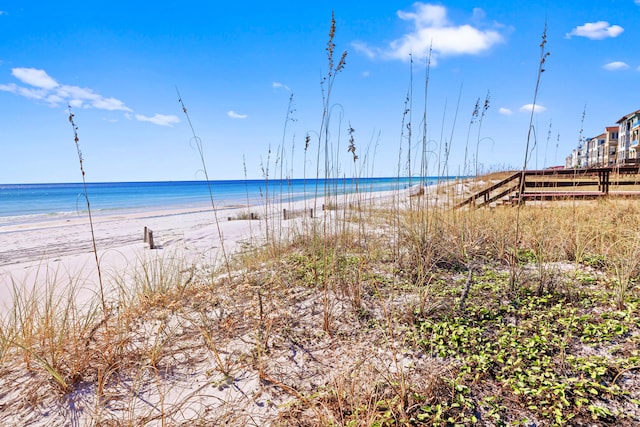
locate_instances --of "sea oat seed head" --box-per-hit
[337,51,347,73]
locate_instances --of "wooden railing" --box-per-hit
[455,165,640,209]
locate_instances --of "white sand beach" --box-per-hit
[0,186,436,312]
[0,203,271,312]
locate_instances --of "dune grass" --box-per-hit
[1,197,639,426]
[0,13,639,427]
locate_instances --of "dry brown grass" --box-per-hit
[1,193,640,425]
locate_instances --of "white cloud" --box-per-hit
[471,7,486,22]
[55,84,131,111]
[636,0,640,5]
[397,3,447,27]
[519,104,546,113]
[566,21,624,40]
[351,41,377,59]
[12,67,59,89]
[272,82,290,91]
[0,67,177,126]
[0,82,47,100]
[603,61,630,71]
[354,3,504,63]
[1,67,132,112]
[0,83,15,93]
[135,113,180,127]
[227,110,248,119]
[499,107,513,115]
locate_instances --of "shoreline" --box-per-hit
[0,176,444,221]
[0,186,422,311]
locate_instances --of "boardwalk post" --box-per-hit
[283,208,287,220]
[144,226,148,243]
[518,171,526,198]
[599,170,610,194]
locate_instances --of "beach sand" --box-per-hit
[0,204,264,311]
[0,187,428,312]
[0,183,468,426]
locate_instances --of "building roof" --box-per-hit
[616,109,640,124]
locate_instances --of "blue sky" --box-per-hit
[1,1,639,183]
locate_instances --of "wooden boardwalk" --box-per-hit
[456,165,640,209]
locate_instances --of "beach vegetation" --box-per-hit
[0,13,639,427]
[1,187,640,426]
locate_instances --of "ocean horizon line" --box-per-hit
[0,175,455,187]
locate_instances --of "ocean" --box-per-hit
[0,177,443,226]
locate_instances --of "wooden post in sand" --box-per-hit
[144,227,155,249]
[148,230,155,249]
[283,208,287,220]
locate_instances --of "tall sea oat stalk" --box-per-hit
[543,120,553,169]
[394,88,411,259]
[577,105,587,169]
[418,46,434,217]
[260,146,272,247]
[512,23,550,289]
[420,45,433,188]
[347,123,362,237]
[407,54,414,190]
[242,154,254,238]
[315,11,347,333]
[277,94,295,243]
[443,83,463,204]
[434,98,448,207]
[314,10,347,215]
[303,133,310,221]
[68,107,107,316]
[463,97,480,177]
[520,22,550,183]
[474,91,491,176]
[442,83,463,181]
[176,89,232,279]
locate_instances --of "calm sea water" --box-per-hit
[0,177,443,226]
